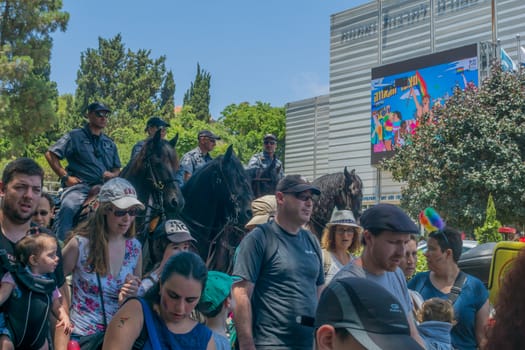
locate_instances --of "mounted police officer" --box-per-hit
[129,116,170,161]
[45,102,121,241]
[176,129,220,186]
[246,133,284,179]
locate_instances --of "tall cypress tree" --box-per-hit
[183,63,211,122]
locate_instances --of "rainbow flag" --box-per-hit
[415,71,428,97]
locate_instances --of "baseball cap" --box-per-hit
[98,178,145,210]
[197,271,240,314]
[314,277,423,350]
[87,102,111,113]
[263,133,277,141]
[276,175,320,195]
[245,195,277,229]
[145,117,170,131]
[360,203,419,234]
[153,219,196,244]
[198,130,221,140]
[327,209,363,234]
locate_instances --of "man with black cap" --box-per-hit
[332,203,426,348]
[232,174,324,350]
[246,133,284,180]
[314,277,424,350]
[45,102,121,240]
[129,116,170,161]
[176,129,220,185]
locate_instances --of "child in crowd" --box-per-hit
[0,233,72,350]
[197,271,238,350]
[139,219,196,296]
[417,297,455,350]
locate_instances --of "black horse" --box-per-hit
[309,167,363,238]
[179,145,253,273]
[120,131,185,243]
[245,157,281,198]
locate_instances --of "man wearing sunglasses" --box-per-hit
[128,116,170,162]
[176,129,220,186]
[232,175,324,350]
[45,102,121,241]
[246,133,284,180]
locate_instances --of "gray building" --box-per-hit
[285,0,525,206]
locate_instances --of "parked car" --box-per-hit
[458,242,497,287]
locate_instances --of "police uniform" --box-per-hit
[247,151,284,179]
[48,123,121,240]
[176,147,212,186]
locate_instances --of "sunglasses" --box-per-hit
[95,111,110,118]
[290,192,319,202]
[264,141,276,145]
[33,210,49,217]
[110,208,140,217]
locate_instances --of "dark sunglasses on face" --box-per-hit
[95,111,110,118]
[110,208,140,217]
[33,210,49,217]
[291,192,319,202]
[264,141,276,145]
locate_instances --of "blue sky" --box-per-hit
[50,1,369,118]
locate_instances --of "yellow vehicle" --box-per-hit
[487,241,525,304]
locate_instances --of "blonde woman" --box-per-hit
[321,209,362,285]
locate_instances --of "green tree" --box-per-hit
[474,193,502,244]
[219,101,286,163]
[183,63,211,122]
[74,34,172,140]
[382,67,525,232]
[0,0,68,158]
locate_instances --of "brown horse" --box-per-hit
[308,167,363,238]
[246,157,281,198]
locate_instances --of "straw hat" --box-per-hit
[245,195,277,229]
[327,209,363,234]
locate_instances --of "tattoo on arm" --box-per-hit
[117,316,130,328]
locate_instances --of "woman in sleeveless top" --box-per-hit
[102,251,216,350]
[62,178,143,338]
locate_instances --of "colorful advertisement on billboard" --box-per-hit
[370,44,479,165]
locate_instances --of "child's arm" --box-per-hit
[0,273,16,305]
[52,292,73,335]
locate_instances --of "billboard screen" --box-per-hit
[370,44,479,165]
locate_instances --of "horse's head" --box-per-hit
[247,157,280,198]
[219,146,254,225]
[126,130,184,216]
[343,167,363,221]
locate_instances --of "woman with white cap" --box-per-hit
[321,209,362,285]
[62,177,144,344]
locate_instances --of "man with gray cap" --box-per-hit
[246,133,284,180]
[45,102,121,240]
[176,129,220,186]
[232,175,324,350]
[332,203,425,348]
[129,116,170,161]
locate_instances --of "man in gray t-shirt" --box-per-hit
[332,203,426,349]
[232,175,324,350]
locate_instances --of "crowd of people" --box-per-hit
[0,102,522,350]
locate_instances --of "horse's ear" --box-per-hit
[169,133,179,148]
[224,144,234,162]
[153,128,162,143]
[344,166,350,177]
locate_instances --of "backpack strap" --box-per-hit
[322,249,332,276]
[139,298,162,350]
[448,270,467,305]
